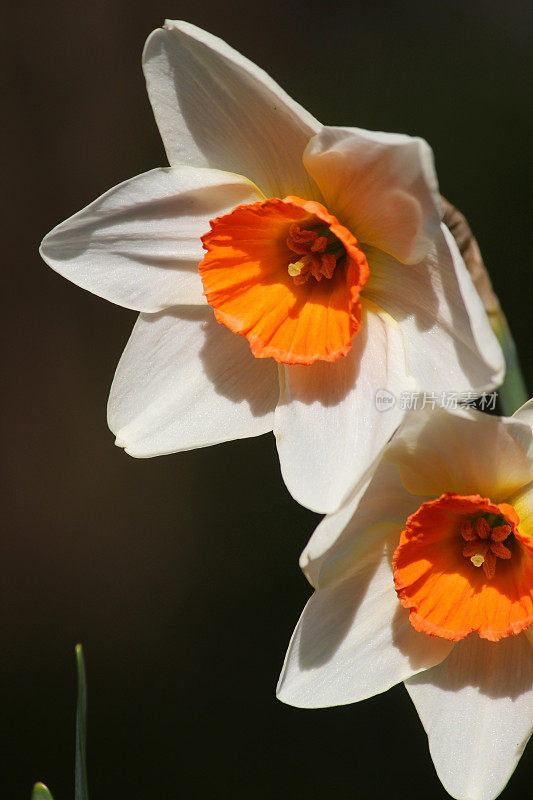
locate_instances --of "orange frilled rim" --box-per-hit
[393,493,533,642]
[199,196,369,365]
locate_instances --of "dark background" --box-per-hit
[3,1,533,798]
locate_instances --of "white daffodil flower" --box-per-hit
[40,20,503,514]
[278,399,533,800]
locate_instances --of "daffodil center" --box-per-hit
[393,493,528,643]
[286,222,346,285]
[460,514,514,580]
[199,195,369,365]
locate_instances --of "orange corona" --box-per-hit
[199,196,369,365]
[393,493,533,642]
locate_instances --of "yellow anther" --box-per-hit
[288,260,305,277]
[471,554,485,568]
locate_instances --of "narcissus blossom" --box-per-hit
[278,401,533,800]
[40,20,503,513]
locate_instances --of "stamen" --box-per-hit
[490,541,512,559]
[462,513,515,579]
[461,520,476,541]
[286,219,346,285]
[311,236,328,253]
[288,223,318,244]
[491,524,512,542]
[474,517,491,539]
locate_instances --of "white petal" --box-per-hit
[40,167,262,312]
[443,224,505,387]
[108,307,278,455]
[143,21,321,199]
[387,405,533,501]
[300,458,421,588]
[304,126,441,264]
[406,634,533,800]
[513,398,533,431]
[274,300,415,514]
[277,523,452,708]
[364,223,504,394]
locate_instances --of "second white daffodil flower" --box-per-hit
[40,20,503,513]
[278,400,533,800]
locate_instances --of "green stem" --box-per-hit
[75,644,89,800]
[490,309,528,416]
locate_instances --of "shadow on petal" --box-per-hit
[408,632,533,700]
[296,562,379,670]
[365,244,439,334]
[177,306,281,417]
[277,316,367,409]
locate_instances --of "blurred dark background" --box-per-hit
[3,1,533,798]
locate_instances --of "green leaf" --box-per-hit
[75,644,89,800]
[31,783,54,800]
